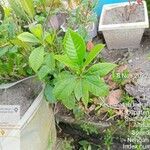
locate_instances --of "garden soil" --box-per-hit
[103,4,145,25]
[0,77,42,117]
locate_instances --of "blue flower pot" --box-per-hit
[94,0,128,16]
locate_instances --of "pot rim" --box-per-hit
[99,1,149,31]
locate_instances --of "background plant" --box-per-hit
[61,0,98,41]
[0,6,33,83]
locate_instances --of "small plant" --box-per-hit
[104,129,113,150]
[0,11,33,83]
[79,140,101,150]
[79,140,92,150]
[17,24,63,81]
[53,29,117,109]
[122,93,134,105]
[112,69,129,86]
[80,122,98,135]
[8,0,35,23]
[62,138,74,150]
[61,0,98,41]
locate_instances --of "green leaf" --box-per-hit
[20,0,35,19]
[81,80,89,107]
[53,73,76,100]
[0,47,9,57]
[18,32,40,43]
[74,78,89,106]
[61,94,76,110]
[55,55,79,71]
[84,75,109,97]
[44,84,56,103]
[29,46,44,72]
[86,63,117,77]
[44,32,54,44]
[37,65,51,80]
[29,24,43,40]
[74,79,83,101]
[44,53,55,71]
[83,44,104,69]
[8,0,28,21]
[63,29,86,65]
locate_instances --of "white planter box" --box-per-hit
[99,1,149,49]
[0,77,56,150]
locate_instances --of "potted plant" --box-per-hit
[0,8,56,150]
[99,0,149,49]
[53,29,117,109]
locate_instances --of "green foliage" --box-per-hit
[0,13,33,83]
[20,0,35,19]
[73,107,85,120]
[44,83,56,103]
[146,0,150,15]
[18,32,40,43]
[112,69,129,85]
[18,24,62,80]
[54,29,117,109]
[79,140,92,150]
[79,140,101,150]
[62,138,74,150]
[63,0,98,41]
[121,93,134,105]
[0,45,33,83]
[80,122,98,135]
[8,0,29,21]
[0,5,4,21]
[104,129,113,150]
[29,46,44,72]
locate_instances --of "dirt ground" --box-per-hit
[101,31,150,106]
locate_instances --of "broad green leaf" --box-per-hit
[11,39,31,50]
[29,46,44,72]
[8,0,28,21]
[18,32,40,43]
[53,73,76,100]
[20,0,35,19]
[74,78,89,106]
[74,79,83,101]
[85,75,109,97]
[30,24,43,40]
[83,44,104,69]
[37,65,51,80]
[81,80,89,107]
[61,94,76,110]
[55,55,79,71]
[44,53,55,71]
[44,32,53,44]
[86,63,117,77]
[44,84,56,103]
[63,29,86,65]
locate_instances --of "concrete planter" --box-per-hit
[0,77,56,150]
[99,1,149,49]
